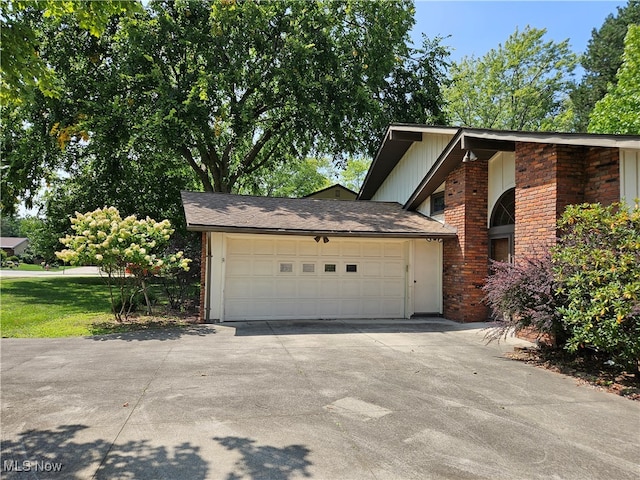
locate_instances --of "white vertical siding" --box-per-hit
[487,151,515,226]
[620,149,640,202]
[371,133,454,205]
[416,183,445,219]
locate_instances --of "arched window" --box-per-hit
[490,188,515,227]
[489,188,515,262]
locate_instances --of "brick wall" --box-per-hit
[584,147,620,205]
[443,161,489,322]
[515,143,620,259]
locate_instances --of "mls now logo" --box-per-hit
[3,460,63,473]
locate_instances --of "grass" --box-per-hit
[0,276,193,337]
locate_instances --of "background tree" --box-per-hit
[443,26,577,131]
[588,25,640,135]
[569,0,640,132]
[237,157,331,198]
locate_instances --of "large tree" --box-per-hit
[570,0,640,132]
[443,26,577,131]
[41,0,418,193]
[588,25,640,135]
[3,1,453,217]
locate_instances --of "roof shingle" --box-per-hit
[181,192,456,238]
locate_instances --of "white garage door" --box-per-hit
[223,236,407,320]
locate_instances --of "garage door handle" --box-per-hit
[414,280,417,283]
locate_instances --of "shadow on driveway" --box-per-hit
[89,325,216,342]
[227,318,495,337]
[1,425,209,479]
[213,436,312,480]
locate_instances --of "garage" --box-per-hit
[181,191,456,322]
[224,235,407,320]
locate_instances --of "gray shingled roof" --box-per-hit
[181,191,456,238]
[0,237,29,249]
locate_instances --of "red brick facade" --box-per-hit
[514,143,619,259]
[443,161,489,322]
[442,143,620,323]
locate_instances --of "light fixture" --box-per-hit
[322,236,329,243]
[462,150,478,163]
[314,235,329,243]
[314,236,321,243]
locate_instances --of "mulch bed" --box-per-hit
[505,346,640,401]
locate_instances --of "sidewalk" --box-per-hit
[0,266,101,278]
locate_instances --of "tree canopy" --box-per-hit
[570,0,640,132]
[588,24,640,135]
[443,26,577,131]
[2,0,453,218]
[0,0,142,102]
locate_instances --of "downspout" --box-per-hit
[205,232,213,323]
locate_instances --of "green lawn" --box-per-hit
[1,277,114,337]
[1,276,192,337]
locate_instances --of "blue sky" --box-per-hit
[410,1,627,66]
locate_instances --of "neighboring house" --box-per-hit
[182,125,640,323]
[0,237,29,257]
[303,184,358,201]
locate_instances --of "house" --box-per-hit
[303,183,358,201]
[182,125,640,323]
[0,237,29,257]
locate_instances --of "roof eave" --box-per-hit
[358,125,459,200]
[186,224,457,239]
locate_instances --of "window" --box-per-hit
[324,264,336,272]
[489,188,515,263]
[279,263,293,273]
[431,191,445,215]
[302,263,315,273]
[346,264,357,273]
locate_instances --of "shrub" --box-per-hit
[483,253,567,344]
[553,202,640,371]
[56,207,191,321]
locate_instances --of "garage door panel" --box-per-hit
[339,280,360,297]
[226,258,253,275]
[227,239,253,255]
[362,280,382,297]
[252,279,275,298]
[319,243,340,256]
[275,278,298,297]
[340,299,361,316]
[253,239,275,255]
[361,262,381,277]
[382,299,404,316]
[277,240,297,255]
[253,259,273,276]
[341,243,361,256]
[319,281,340,297]
[383,262,404,277]
[362,243,382,257]
[223,237,411,321]
[384,243,403,257]
[383,280,404,297]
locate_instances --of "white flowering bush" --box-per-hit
[56,207,191,321]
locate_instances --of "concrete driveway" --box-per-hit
[1,319,639,479]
